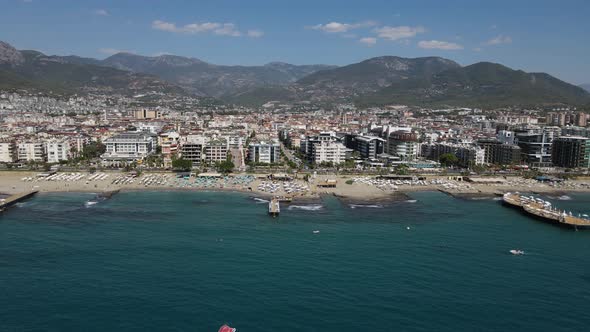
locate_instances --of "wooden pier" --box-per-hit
[268,197,280,217]
[502,193,590,229]
[0,190,39,212]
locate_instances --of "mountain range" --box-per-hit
[580,83,590,93]
[1,40,589,108]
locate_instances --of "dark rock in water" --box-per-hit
[98,190,120,199]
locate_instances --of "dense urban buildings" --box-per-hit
[0,91,589,173]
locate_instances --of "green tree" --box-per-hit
[439,153,459,167]
[216,158,235,174]
[82,141,106,160]
[172,157,192,171]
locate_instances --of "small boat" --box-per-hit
[313,230,320,234]
[509,249,525,255]
[85,200,98,207]
[218,325,236,332]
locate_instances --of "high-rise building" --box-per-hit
[354,136,385,159]
[248,141,280,164]
[514,127,560,166]
[551,136,590,168]
[387,131,419,161]
[477,139,521,165]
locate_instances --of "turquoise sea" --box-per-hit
[1,191,590,331]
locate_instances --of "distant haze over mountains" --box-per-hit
[100,53,336,96]
[580,84,590,93]
[1,40,589,108]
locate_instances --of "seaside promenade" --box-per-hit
[2,171,590,202]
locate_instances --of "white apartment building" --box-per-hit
[17,142,46,162]
[204,139,229,163]
[248,141,280,164]
[311,141,349,164]
[0,141,17,163]
[46,140,70,163]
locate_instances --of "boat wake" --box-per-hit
[288,205,323,211]
[85,200,99,208]
[253,197,269,204]
[349,204,383,209]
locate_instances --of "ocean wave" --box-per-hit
[349,204,384,209]
[288,205,323,211]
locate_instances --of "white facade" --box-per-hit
[17,142,45,162]
[312,141,349,164]
[0,142,17,163]
[46,141,70,163]
[248,141,280,164]
[102,132,154,165]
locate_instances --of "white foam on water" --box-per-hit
[85,200,98,207]
[253,197,269,203]
[349,204,383,209]
[288,205,323,211]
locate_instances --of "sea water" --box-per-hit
[1,191,590,331]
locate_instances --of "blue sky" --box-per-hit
[2,0,589,84]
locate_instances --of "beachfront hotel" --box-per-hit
[248,140,280,164]
[101,132,155,167]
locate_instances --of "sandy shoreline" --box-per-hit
[2,171,590,204]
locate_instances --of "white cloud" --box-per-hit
[309,21,376,33]
[247,29,264,38]
[214,23,241,37]
[418,40,463,50]
[98,48,133,55]
[152,20,260,38]
[152,20,220,33]
[485,35,512,45]
[359,37,377,47]
[94,9,109,16]
[374,25,425,41]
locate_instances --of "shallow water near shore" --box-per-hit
[2,191,590,331]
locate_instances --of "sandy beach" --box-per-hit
[2,171,590,203]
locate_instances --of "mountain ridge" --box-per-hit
[1,40,589,108]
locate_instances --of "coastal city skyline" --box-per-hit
[3,0,590,84]
[2,2,590,331]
